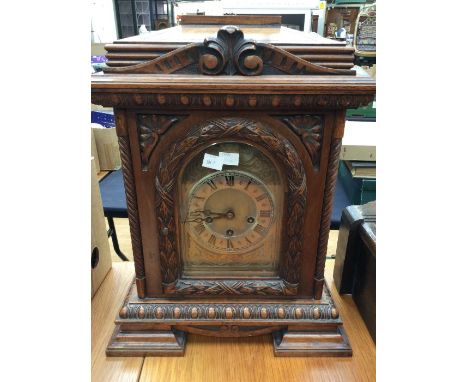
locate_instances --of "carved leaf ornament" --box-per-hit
[137,114,187,171]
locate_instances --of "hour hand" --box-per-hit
[184,217,204,223]
[184,215,222,223]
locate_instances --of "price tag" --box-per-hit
[202,153,224,170]
[219,152,239,166]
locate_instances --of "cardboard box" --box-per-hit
[91,130,100,173]
[91,157,112,297]
[92,124,121,170]
[341,120,376,161]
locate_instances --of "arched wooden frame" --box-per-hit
[154,117,307,296]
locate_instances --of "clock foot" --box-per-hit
[272,325,352,357]
[106,325,186,356]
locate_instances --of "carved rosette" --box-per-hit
[137,114,187,171]
[155,117,306,291]
[279,115,323,170]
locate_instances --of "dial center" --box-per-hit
[203,188,256,238]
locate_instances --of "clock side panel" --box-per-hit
[116,110,204,296]
[123,110,169,295]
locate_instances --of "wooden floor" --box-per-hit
[93,221,375,382]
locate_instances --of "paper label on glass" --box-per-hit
[219,152,239,166]
[202,153,223,170]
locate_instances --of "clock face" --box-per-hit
[178,141,285,278]
[185,171,275,254]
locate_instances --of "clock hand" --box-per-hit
[185,209,236,223]
[184,215,225,223]
[190,209,233,217]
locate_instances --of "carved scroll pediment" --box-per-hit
[104,26,355,76]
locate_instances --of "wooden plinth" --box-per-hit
[107,326,186,357]
[272,326,351,356]
[107,281,351,357]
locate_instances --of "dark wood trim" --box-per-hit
[130,0,138,36]
[113,0,123,39]
[149,0,155,31]
[91,75,375,94]
[312,15,319,33]
[92,92,375,111]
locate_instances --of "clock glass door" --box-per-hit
[178,142,285,278]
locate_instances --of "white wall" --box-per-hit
[91,0,118,43]
[174,1,224,19]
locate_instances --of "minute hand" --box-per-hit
[185,210,234,223]
[190,209,230,217]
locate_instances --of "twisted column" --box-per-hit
[313,137,342,299]
[118,135,146,298]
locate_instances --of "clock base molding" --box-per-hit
[106,326,187,357]
[106,281,352,357]
[272,326,352,357]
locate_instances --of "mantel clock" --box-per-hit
[91,17,376,356]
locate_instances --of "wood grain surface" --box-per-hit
[92,262,143,381]
[92,226,375,382]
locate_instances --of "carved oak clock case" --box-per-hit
[91,24,375,356]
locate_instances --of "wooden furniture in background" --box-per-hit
[312,15,319,33]
[325,6,360,38]
[178,15,282,25]
[354,3,376,58]
[333,201,376,342]
[92,21,375,356]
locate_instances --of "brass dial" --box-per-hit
[185,170,275,253]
